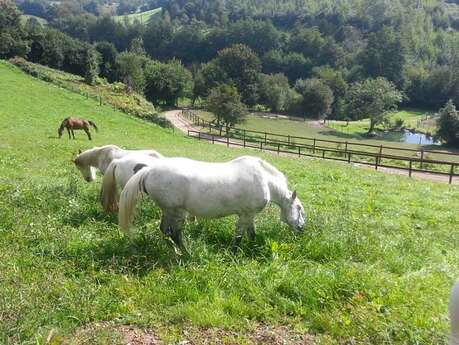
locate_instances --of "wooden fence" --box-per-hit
[181,110,459,184]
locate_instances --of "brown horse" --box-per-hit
[58,117,98,140]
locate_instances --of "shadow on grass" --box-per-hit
[318,130,368,141]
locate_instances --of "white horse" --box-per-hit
[118,156,305,252]
[451,279,459,345]
[101,153,162,213]
[72,145,162,182]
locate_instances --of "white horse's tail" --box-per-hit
[101,161,119,213]
[118,167,148,233]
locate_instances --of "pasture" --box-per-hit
[113,8,162,24]
[195,109,442,150]
[0,61,458,344]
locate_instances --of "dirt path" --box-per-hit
[164,110,458,185]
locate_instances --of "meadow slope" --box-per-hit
[0,61,458,344]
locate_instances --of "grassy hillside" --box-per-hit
[114,8,162,24]
[0,60,458,344]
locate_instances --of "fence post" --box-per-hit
[375,155,379,170]
[260,141,263,151]
[99,96,102,106]
[450,164,455,184]
[277,143,280,155]
[420,149,424,169]
[348,153,351,163]
[243,130,246,147]
[227,134,229,147]
[322,150,325,159]
[209,122,212,133]
[264,132,267,145]
[313,139,316,154]
[345,141,348,155]
[198,132,201,140]
[379,145,383,157]
[298,146,301,157]
[212,134,214,144]
[409,160,413,178]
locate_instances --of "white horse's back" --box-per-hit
[101,153,161,212]
[140,156,277,217]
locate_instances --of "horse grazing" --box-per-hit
[101,154,162,213]
[451,279,459,345]
[73,145,163,182]
[118,156,305,253]
[58,117,98,140]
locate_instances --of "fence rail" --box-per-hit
[181,110,458,184]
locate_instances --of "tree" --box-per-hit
[258,73,298,113]
[360,26,406,87]
[312,67,347,119]
[436,100,459,146]
[144,59,193,105]
[207,84,246,135]
[0,0,29,58]
[95,41,118,81]
[345,78,403,134]
[115,52,147,93]
[215,44,262,106]
[294,78,334,120]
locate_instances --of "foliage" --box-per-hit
[144,58,193,105]
[95,41,118,81]
[206,84,246,132]
[115,51,147,93]
[214,44,262,106]
[0,0,30,58]
[294,78,334,119]
[257,73,298,113]
[345,78,404,133]
[436,100,459,146]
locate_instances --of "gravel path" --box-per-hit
[164,110,458,185]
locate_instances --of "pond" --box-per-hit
[380,130,440,145]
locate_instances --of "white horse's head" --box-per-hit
[281,190,306,233]
[73,150,97,182]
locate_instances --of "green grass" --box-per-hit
[20,14,48,25]
[114,7,162,24]
[1,60,459,344]
[194,110,459,165]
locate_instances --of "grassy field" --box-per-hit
[114,8,162,24]
[1,61,459,344]
[194,110,459,165]
[195,110,435,146]
[20,14,48,25]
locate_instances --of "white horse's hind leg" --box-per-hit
[161,209,188,252]
[232,214,256,253]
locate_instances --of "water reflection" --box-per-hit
[380,130,440,145]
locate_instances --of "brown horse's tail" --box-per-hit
[88,120,98,132]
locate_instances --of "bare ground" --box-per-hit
[164,110,458,185]
[57,321,315,345]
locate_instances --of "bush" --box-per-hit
[435,100,459,146]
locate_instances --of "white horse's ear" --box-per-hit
[292,190,297,200]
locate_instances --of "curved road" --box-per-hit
[164,110,457,184]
